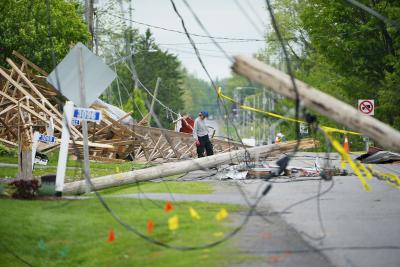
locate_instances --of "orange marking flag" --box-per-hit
[147,220,154,234]
[108,229,115,243]
[164,201,173,212]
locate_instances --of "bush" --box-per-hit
[9,179,39,199]
[38,183,56,196]
[0,143,17,157]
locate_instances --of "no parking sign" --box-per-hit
[358,99,374,115]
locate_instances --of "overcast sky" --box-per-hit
[126,0,268,81]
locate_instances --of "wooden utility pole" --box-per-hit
[85,0,94,50]
[17,101,33,180]
[232,55,400,152]
[63,139,317,194]
[94,8,99,55]
[148,77,161,126]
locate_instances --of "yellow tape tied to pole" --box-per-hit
[217,87,361,136]
[321,128,371,192]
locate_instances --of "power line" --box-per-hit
[158,40,265,46]
[244,0,267,28]
[162,46,229,59]
[233,0,265,36]
[345,0,390,24]
[181,0,233,62]
[107,12,264,42]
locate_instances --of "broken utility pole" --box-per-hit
[232,55,400,152]
[63,139,317,194]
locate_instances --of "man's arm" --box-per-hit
[192,118,198,140]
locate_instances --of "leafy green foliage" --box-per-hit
[104,29,184,128]
[0,0,89,72]
[0,143,16,157]
[262,0,400,139]
[122,89,148,121]
[181,70,217,117]
[134,30,184,128]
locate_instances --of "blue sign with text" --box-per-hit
[38,134,56,144]
[73,108,102,123]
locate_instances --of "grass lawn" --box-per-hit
[0,198,252,267]
[0,153,147,181]
[96,181,214,195]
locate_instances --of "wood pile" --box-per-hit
[0,51,245,163]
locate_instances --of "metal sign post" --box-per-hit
[31,132,40,170]
[55,101,74,196]
[77,46,92,194]
[47,42,116,196]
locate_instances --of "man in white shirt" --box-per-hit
[193,111,214,158]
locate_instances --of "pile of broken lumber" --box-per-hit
[0,51,244,163]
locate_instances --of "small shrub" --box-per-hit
[0,143,17,157]
[38,183,56,196]
[9,179,40,199]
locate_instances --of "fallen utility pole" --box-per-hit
[232,55,400,152]
[63,139,316,194]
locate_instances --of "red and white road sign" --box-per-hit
[358,99,374,115]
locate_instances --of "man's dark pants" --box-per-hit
[197,135,213,158]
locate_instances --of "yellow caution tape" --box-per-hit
[319,126,361,136]
[321,128,371,192]
[356,162,373,180]
[367,165,400,190]
[340,158,346,170]
[217,87,303,123]
[217,87,361,136]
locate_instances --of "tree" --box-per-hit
[262,0,400,132]
[181,70,216,117]
[133,29,185,128]
[0,0,89,72]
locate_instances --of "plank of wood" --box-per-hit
[7,59,82,138]
[0,138,18,147]
[232,55,400,152]
[90,111,132,136]
[12,50,48,76]
[161,130,181,159]
[0,67,81,139]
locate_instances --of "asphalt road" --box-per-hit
[237,154,400,267]
[107,153,400,267]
